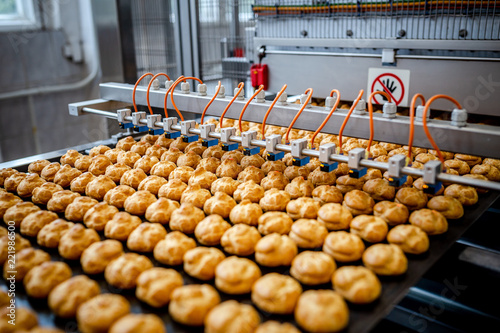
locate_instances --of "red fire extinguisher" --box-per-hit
[250,63,268,91]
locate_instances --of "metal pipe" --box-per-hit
[81,107,118,119]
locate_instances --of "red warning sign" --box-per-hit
[367,68,410,107]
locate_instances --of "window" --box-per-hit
[0,0,38,31]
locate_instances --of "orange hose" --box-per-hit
[239,84,264,132]
[132,72,153,113]
[261,84,287,140]
[285,88,313,143]
[366,91,392,154]
[408,94,426,160]
[338,89,364,154]
[310,89,341,148]
[163,76,184,118]
[422,94,462,164]
[170,76,204,121]
[146,73,171,115]
[201,81,221,125]
[219,82,244,129]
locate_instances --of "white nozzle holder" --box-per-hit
[383,102,397,118]
[198,84,207,96]
[163,117,178,132]
[241,131,258,148]
[325,96,337,110]
[423,160,443,185]
[388,154,406,178]
[131,111,146,126]
[200,124,215,140]
[319,143,336,164]
[152,79,160,90]
[278,92,288,105]
[266,135,281,154]
[165,80,174,89]
[291,139,308,159]
[180,120,196,135]
[353,99,366,115]
[147,114,162,129]
[300,93,312,108]
[234,87,245,100]
[348,148,366,169]
[181,81,190,94]
[256,90,266,103]
[117,109,131,123]
[217,85,226,98]
[451,108,467,127]
[415,105,429,121]
[220,127,236,144]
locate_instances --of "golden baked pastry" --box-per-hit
[150,160,176,178]
[233,180,265,203]
[350,215,388,243]
[427,195,464,219]
[251,273,302,314]
[333,162,350,177]
[4,172,28,192]
[221,150,244,164]
[205,300,260,333]
[153,231,196,266]
[254,234,297,267]
[85,175,116,201]
[20,210,59,237]
[455,153,482,166]
[104,148,122,164]
[310,185,342,205]
[426,149,453,160]
[202,145,224,159]
[379,142,400,151]
[215,257,261,294]
[169,137,189,152]
[58,224,100,260]
[412,177,444,197]
[83,201,118,231]
[105,163,131,183]
[137,175,167,196]
[65,196,98,222]
[286,197,321,220]
[241,154,265,169]
[88,155,113,176]
[169,166,195,183]
[221,224,261,256]
[48,275,100,318]
[77,294,130,333]
[203,191,236,218]
[70,172,95,195]
[28,159,51,175]
[342,190,375,216]
[363,243,408,275]
[3,201,40,227]
[3,247,50,281]
[317,203,353,230]
[116,136,137,151]
[0,168,19,187]
[257,211,293,235]
[80,238,124,275]
[367,144,388,159]
[17,173,46,197]
[0,191,23,219]
[260,171,289,191]
[332,266,381,304]
[323,231,365,262]
[335,175,364,194]
[169,284,220,326]
[145,145,168,159]
[37,219,74,248]
[158,179,187,201]
[373,201,409,226]
[414,152,439,164]
[130,141,152,156]
[183,247,226,280]
[483,158,500,171]
[383,171,413,189]
[47,190,80,213]
[284,177,313,199]
[462,173,489,194]
[197,157,221,174]
[140,134,159,145]
[237,166,266,183]
[409,208,448,235]
[54,164,82,188]
[375,155,390,163]
[103,185,135,209]
[41,162,61,181]
[31,182,62,205]
[177,150,202,169]
[195,214,231,246]
[255,321,301,333]
[444,159,470,175]
[259,188,291,212]
[105,253,153,289]
[136,267,183,307]
[387,224,429,254]
[229,199,262,226]
[444,184,478,206]
[184,141,206,155]
[89,145,111,158]
[144,197,179,224]
[362,178,396,201]
[0,233,30,266]
[179,183,212,209]
[283,165,310,181]
[395,187,428,210]
[307,167,337,186]
[117,150,141,168]
[471,164,500,181]
[216,158,243,179]
[109,313,165,333]
[169,202,205,234]
[133,155,159,174]
[291,251,336,285]
[161,147,184,163]
[261,160,286,175]
[189,167,217,189]
[74,155,92,172]
[24,261,72,298]
[123,190,157,215]
[127,222,167,252]
[103,212,140,241]
[0,307,37,332]
[289,219,328,248]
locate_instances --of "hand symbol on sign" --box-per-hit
[377,79,396,101]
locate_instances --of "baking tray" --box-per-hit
[2,144,499,333]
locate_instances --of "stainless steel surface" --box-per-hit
[99,82,500,158]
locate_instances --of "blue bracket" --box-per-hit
[165,131,180,139]
[320,162,338,172]
[222,143,239,151]
[292,156,310,167]
[423,181,443,195]
[349,167,367,179]
[388,175,408,187]
[149,129,164,135]
[267,151,285,161]
[182,135,199,143]
[202,139,219,147]
[133,125,149,133]
[119,122,133,129]
[243,147,260,156]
